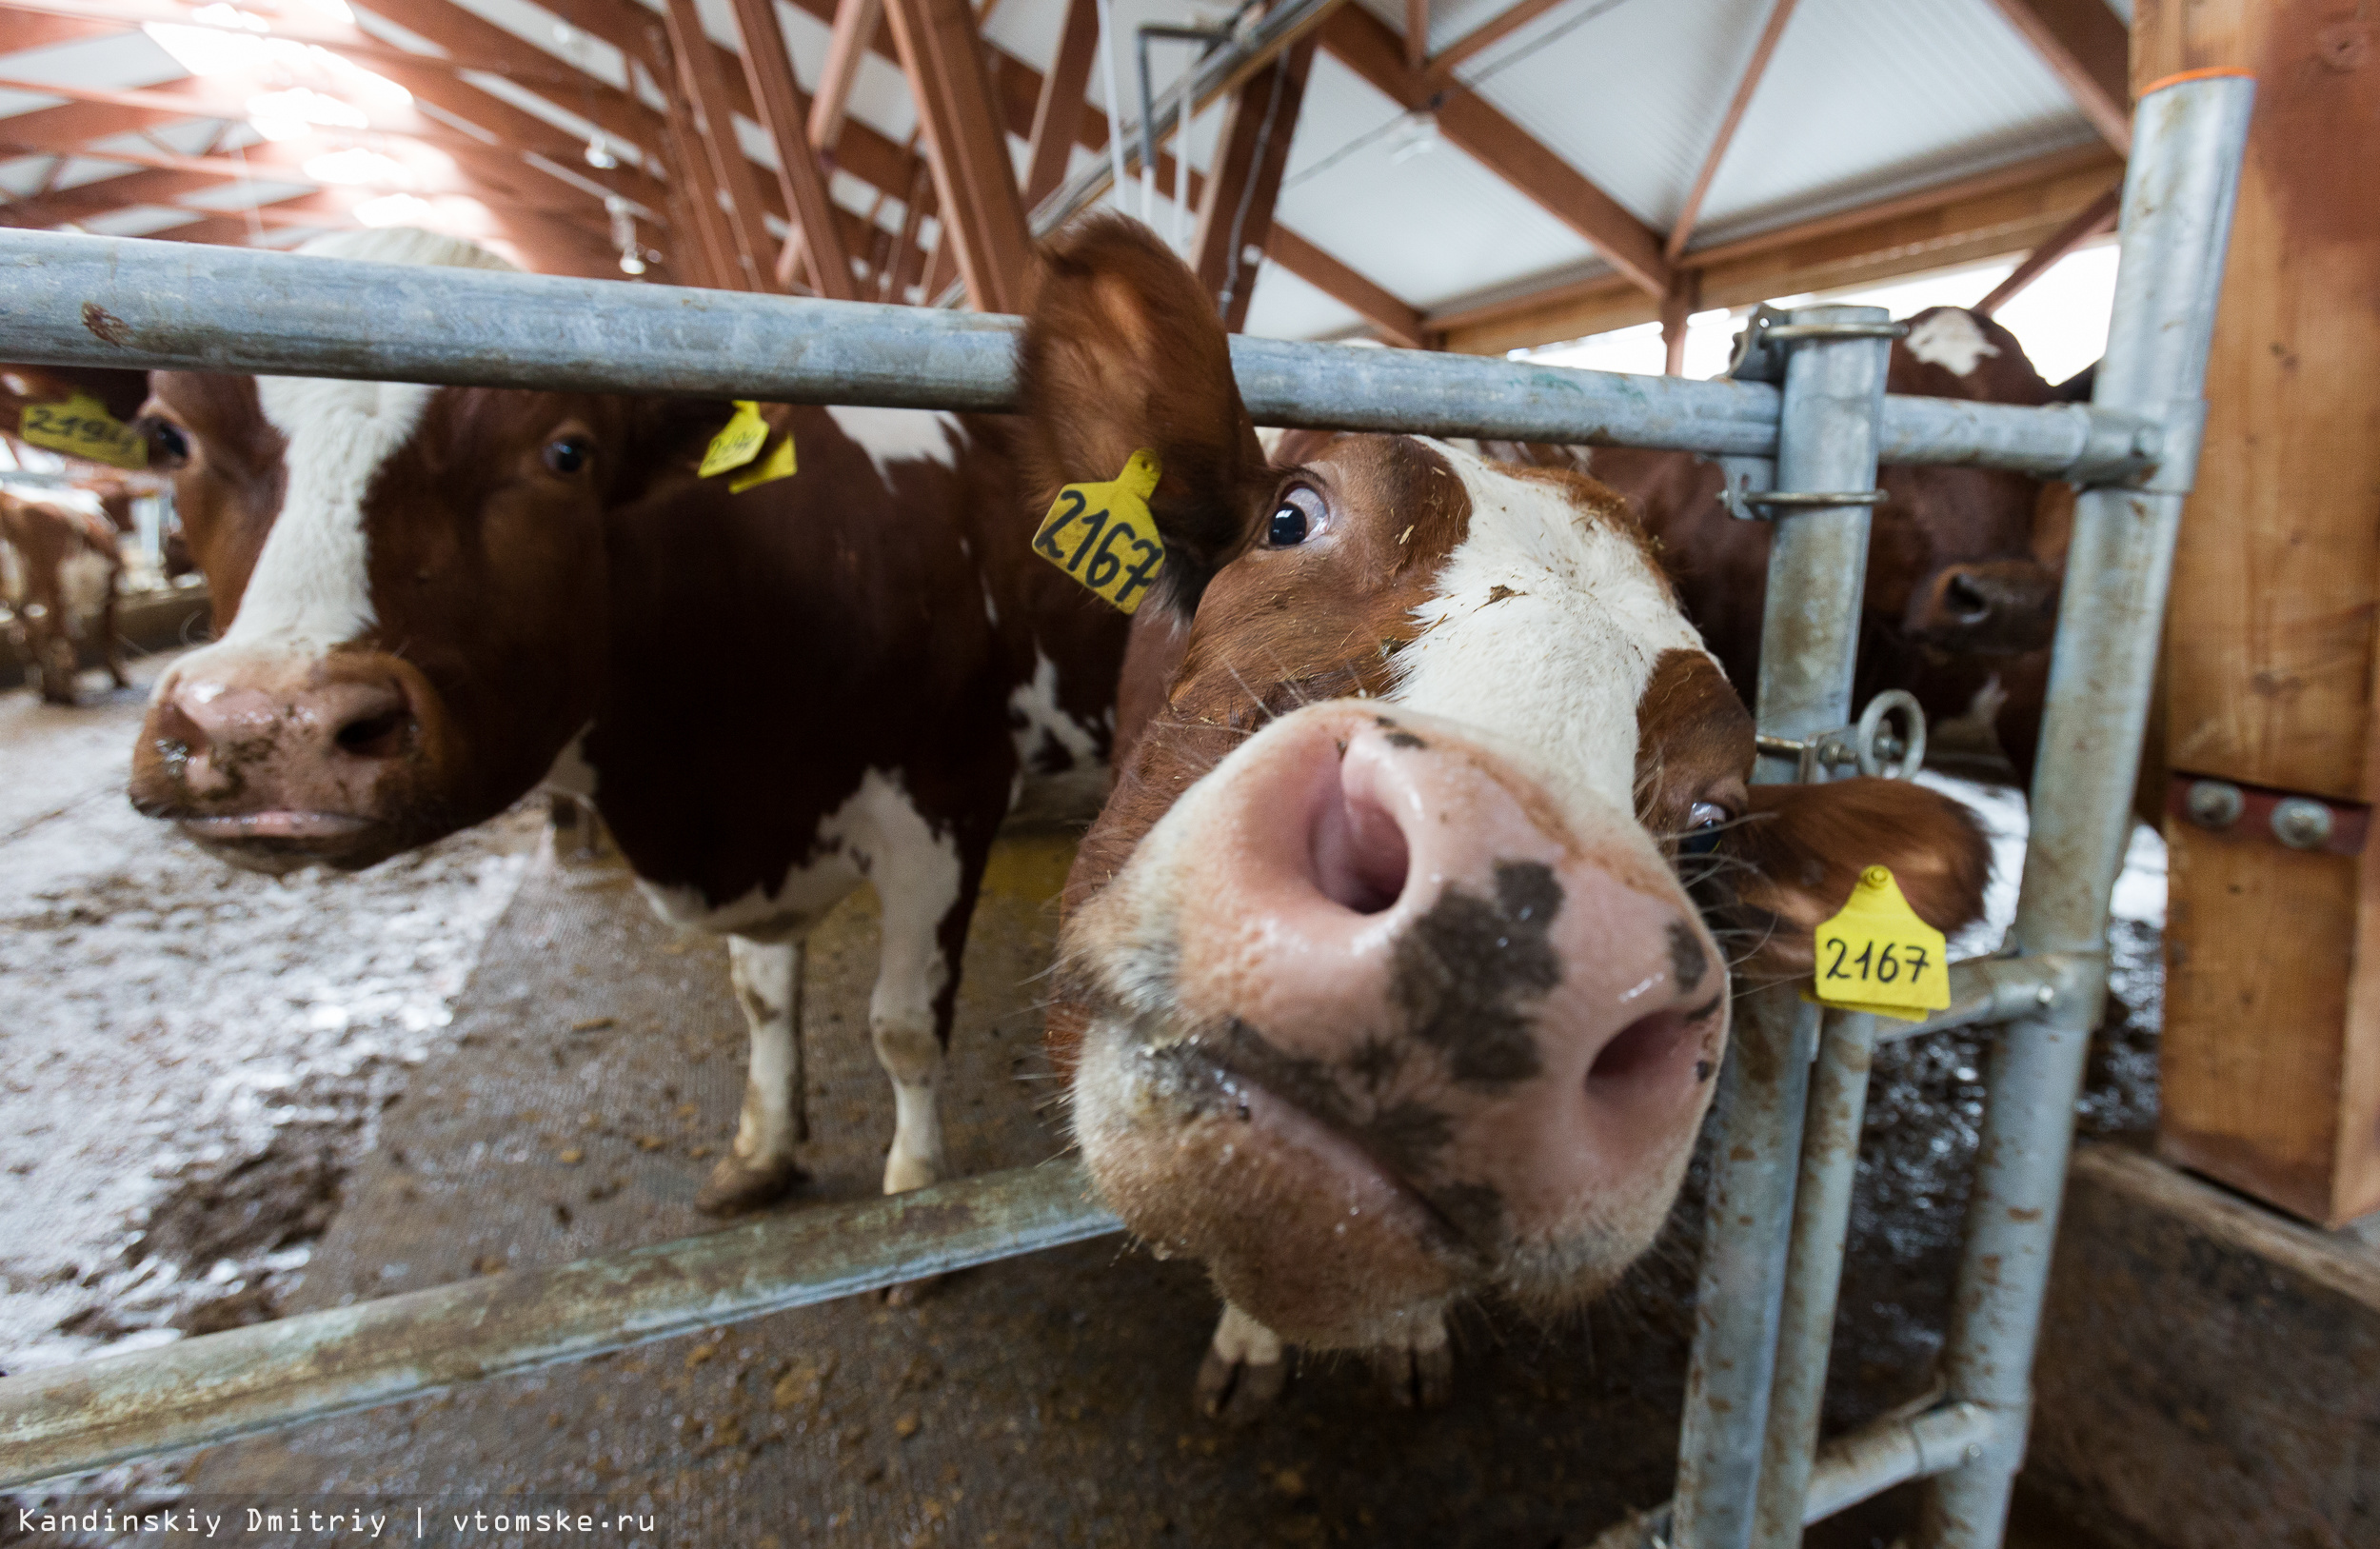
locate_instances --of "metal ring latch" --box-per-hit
[1755,689,1928,783]
[1726,303,1911,383]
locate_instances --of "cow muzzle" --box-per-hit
[1906,560,2060,655]
[129,645,454,873]
[1065,704,1727,1348]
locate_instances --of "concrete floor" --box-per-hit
[155,829,2121,1548]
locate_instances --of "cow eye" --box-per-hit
[1680,802,1731,857]
[142,417,190,468]
[1267,485,1324,547]
[544,435,592,475]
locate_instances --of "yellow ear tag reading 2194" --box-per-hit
[1033,449,1165,614]
[21,392,147,470]
[1806,864,1951,1023]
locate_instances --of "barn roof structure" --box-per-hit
[0,0,2129,356]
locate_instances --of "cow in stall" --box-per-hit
[2,490,128,705]
[125,227,1127,1220]
[1017,217,1993,1416]
[1575,307,2073,784]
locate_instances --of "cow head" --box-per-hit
[126,227,732,874]
[1022,218,1991,1351]
[1874,307,2065,657]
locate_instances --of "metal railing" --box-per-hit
[0,71,2251,1549]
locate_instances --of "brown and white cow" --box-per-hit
[1018,217,1992,1416]
[125,226,1127,1217]
[1587,307,2069,780]
[2,490,127,705]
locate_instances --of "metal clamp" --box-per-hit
[1755,689,1927,783]
[1726,303,1911,384]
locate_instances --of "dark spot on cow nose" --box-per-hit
[1374,715,1426,751]
[1696,1060,1715,1082]
[1945,571,1993,623]
[1666,919,1708,991]
[1391,860,1563,1088]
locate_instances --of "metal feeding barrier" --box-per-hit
[0,72,2251,1549]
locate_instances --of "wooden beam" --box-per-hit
[1421,0,1566,84]
[360,0,664,161]
[1405,0,1429,71]
[1267,228,1429,348]
[1658,268,1698,375]
[724,0,853,298]
[1972,183,2118,315]
[652,26,747,289]
[1434,146,2125,354]
[881,0,1033,311]
[1021,0,1098,208]
[2144,0,2380,1224]
[808,0,884,157]
[1194,38,1319,333]
[664,0,780,290]
[1986,0,2132,153]
[1663,0,1795,262]
[1319,4,1670,296]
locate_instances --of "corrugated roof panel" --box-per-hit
[76,206,208,237]
[0,30,187,95]
[1273,50,1595,313]
[1447,0,1772,228]
[1690,0,2098,245]
[1241,252,1367,340]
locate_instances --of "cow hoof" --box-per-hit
[1369,1332,1453,1409]
[1194,1346,1286,1425]
[693,1154,804,1216]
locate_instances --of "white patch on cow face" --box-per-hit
[824,407,965,486]
[1904,309,2000,378]
[214,373,433,653]
[1389,442,1709,815]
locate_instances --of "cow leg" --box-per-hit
[1194,1302,1288,1424]
[694,936,809,1216]
[1366,1313,1453,1409]
[866,801,994,1201]
[99,585,127,689]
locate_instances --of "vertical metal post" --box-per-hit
[1751,1009,1883,1545]
[1675,306,1891,1549]
[1917,73,2255,1549]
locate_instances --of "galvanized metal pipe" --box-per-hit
[1674,306,1892,1549]
[1917,72,2255,1549]
[0,1162,1120,1489]
[1586,1401,2002,1549]
[1750,1010,1884,1545]
[0,230,2152,474]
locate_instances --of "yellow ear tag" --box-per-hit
[19,391,147,470]
[727,432,797,493]
[1032,448,1165,614]
[699,400,769,478]
[1805,864,1952,1022]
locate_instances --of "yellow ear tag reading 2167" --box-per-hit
[1033,449,1165,614]
[699,400,796,490]
[20,392,147,470]
[1806,865,1951,1023]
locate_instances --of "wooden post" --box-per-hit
[882,0,1034,311]
[2144,0,2380,1225]
[727,0,856,299]
[1191,38,1318,333]
[656,12,764,289]
[1020,0,1098,209]
[1658,268,1698,376]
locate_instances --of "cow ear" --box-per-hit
[1714,777,1993,978]
[1017,213,1273,615]
[611,396,745,504]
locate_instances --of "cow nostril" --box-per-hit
[1587,1007,1691,1093]
[1310,778,1410,915]
[334,705,414,760]
[1943,573,1992,624]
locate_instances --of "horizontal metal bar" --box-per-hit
[1874,951,2093,1045]
[4,230,2152,476]
[1582,1400,2002,1548]
[0,1162,1120,1489]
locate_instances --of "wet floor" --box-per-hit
[0,685,2159,1547]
